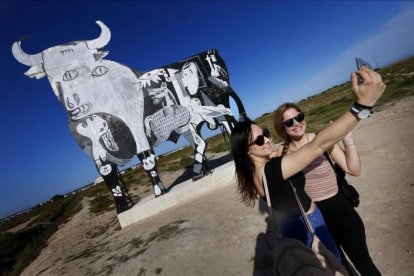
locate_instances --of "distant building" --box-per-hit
[94,176,104,184]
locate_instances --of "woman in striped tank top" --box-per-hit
[273,103,380,276]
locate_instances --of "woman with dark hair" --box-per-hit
[273,102,380,275]
[230,67,385,272]
[231,118,341,260]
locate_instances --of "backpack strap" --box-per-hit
[289,179,315,237]
[323,151,336,172]
[314,130,335,171]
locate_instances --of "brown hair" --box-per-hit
[273,103,303,156]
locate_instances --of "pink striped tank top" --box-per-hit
[303,154,338,200]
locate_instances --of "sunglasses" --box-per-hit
[249,128,271,146]
[283,113,305,128]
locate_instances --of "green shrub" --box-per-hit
[210,142,229,153]
[1,195,80,276]
[399,76,414,87]
[166,163,181,172]
[179,156,194,168]
[89,194,114,214]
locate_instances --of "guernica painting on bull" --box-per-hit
[12,21,246,214]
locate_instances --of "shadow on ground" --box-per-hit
[166,153,233,193]
[253,198,275,275]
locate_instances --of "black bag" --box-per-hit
[324,152,360,208]
[273,231,348,276]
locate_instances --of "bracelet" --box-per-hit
[354,101,373,109]
[344,143,355,147]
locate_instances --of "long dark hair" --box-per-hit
[230,117,257,207]
[273,103,303,156]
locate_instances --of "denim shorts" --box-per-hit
[280,206,341,261]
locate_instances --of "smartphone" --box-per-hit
[355,58,373,84]
[356,58,373,70]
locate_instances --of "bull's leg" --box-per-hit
[99,164,133,213]
[137,150,166,197]
[182,125,208,181]
[201,155,213,176]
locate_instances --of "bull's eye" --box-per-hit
[92,66,109,77]
[63,70,79,81]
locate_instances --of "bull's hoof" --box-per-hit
[155,188,167,198]
[192,173,205,182]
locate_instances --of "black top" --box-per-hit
[264,157,312,219]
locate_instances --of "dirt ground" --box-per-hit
[21,96,414,276]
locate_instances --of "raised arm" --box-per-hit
[280,67,385,180]
[330,131,361,176]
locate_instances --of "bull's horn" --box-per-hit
[12,39,43,66]
[86,21,111,49]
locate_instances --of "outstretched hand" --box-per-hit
[351,67,386,107]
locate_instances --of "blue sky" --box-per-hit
[1,1,413,218]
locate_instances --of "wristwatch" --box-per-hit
[350,102,373,119]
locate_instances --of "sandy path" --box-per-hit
[22,96,414,276]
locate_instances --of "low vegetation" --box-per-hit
[97,220,187,275]
[0,194,83,276]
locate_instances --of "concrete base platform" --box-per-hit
[117,161,235,228]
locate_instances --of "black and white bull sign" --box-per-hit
[12,21,245,213]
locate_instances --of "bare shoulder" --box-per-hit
[307,132,316,141]
[254,172,265,197]
[309,132,336,152]
[272,143,284,157]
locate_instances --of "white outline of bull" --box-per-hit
[12,21,246,212]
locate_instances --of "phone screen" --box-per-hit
[355,58,373,84]
[356,58,373,70]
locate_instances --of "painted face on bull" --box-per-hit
[12,21,112,121]
[43,44,104,120]
[76,114,119,152]
[181,62,199,95]
[12,21,151,156]
[71,112,137,168]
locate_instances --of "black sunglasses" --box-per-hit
[249,128,271,146]
[283,113,305,128]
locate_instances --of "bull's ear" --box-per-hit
[24,66,46,79]
[94,51,108,61]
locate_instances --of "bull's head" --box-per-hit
[12,21,111,79]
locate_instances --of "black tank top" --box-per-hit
[264,157,312,218]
